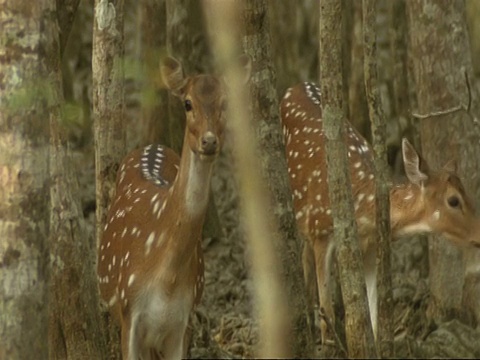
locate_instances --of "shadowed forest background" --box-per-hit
[2,0,480,358]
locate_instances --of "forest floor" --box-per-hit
[77,127,480,359]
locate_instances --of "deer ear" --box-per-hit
[160,56,188,97]
[238,54,252,85]
[443,159,457,173]
[402,138,429,185]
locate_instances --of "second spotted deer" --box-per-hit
[97,56,250,359]
[280,82,480,344]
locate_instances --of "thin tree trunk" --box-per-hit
[319,0,377,357]
[92,0,126,357]
[267,0,300,96]
[242,0,313,356]
[203,1,294,357]
[56,0,82,56]
[93,0,126,251]
[48,2,108,358]
[0,1,52,358]
[267,1,319,96]
[348,1,370,140]
[49,119,109,359]
[407,0,480,325]
[363,0,393,356]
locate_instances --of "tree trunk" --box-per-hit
[0,1,52,358]
[203,0,297,357]
[93,0,126,250]
[363,0,393,356]
[139,0,169,147]
[319,0,377,357]
[48,2,109,358]
[348,0,370,141]
[267,1,319,96]
[49,117,109,360]
[92,0,126,357]
[56,0,82,56]
[242,0,313,356]
[407,0,480,326]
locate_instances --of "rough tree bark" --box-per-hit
[0,1,52,358]
[48,1,109,358]
[49,115,108,360]
[56,0,82,56]
[407,0,480,326]
[348,0,370,140]
[92,0,126,357]
[93,0,125,252]
[363,0,393,356]
[267,1,319,96]
[319,0,377,357]
[203,0,298,357]
[242,0,313,356]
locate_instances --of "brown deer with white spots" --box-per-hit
[280,82,480,344]
[97,56,250,359]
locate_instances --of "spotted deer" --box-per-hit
[97,56,250,359]
[280,82,480,344]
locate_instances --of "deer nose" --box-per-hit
[201,132,218,155]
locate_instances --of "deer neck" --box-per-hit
[169,135,214,226]
[389,183,429,237]
[151,137,214,276]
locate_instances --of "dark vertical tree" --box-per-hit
[348,1,370,140]
[49,114,109,359]
[363,0,393,356]
[49,1,109,358]
[241,0,313,356]
[0,1,52,358]
[139,0,169,146]
[203,1,293,356]
[56,0,82,56]
[92,0,126,357]
[319,0,377,357]
[407,0,480,325]
[268,1,319,96]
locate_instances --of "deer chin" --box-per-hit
[198,151,218,162]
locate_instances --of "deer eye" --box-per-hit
[184,99,193,112]
[447,196,461,208]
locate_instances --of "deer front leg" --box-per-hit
[313,238,336,345]
[303,241,318,307]
[302,240,318,333]
[121,313,140,360]
[363,241,378,340]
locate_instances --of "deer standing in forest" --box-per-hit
[97,56,250,359]
[280,81,480,344]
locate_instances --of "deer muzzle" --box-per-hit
[200,131,218,156]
